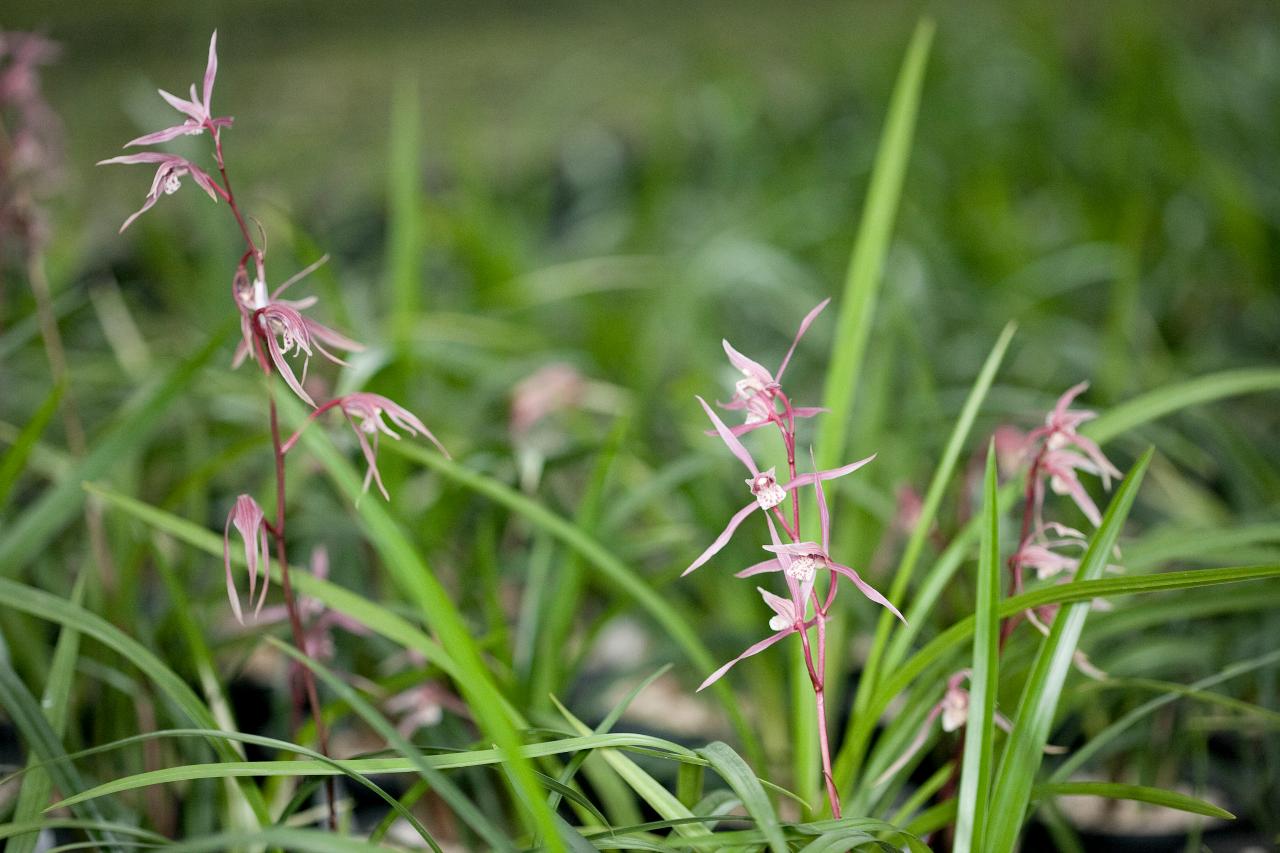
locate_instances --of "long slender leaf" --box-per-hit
[388,439,763,767]
[699,742,787,853]
[0,326,227,575]
[954,447,1000,852]
[0,577,271,824]
[7,575,85,853]
[269,637,511,851]
[1035,781,1233,820]
[855,322,1015,719]
[0,380,63,512]
[1084,368,1280,443]
[984,448,1153,853]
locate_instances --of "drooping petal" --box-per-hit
[683,500,758,576]
[831,562,905,623]
[775,297,829,382]
[264,324,316,407]
[697,629,791,692]
[223,495,269,625]
[697,395,759,475]
[124,123,198,147]
[811,447,831,554]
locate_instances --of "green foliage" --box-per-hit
[1,4,1277,849]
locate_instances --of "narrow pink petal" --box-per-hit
[98,151,178,166]
[124,124,195,147]
[734,558,782,578]
[223,513,245,625]
[721,339,773,384]
[775,297,829,382]
[703,419,774,439]
[697,395,759,475]
[118,195,159,233]
[697,630,790,692]
[811,447,830,554]
[266,331,316,407]
[831,563,905,623]
[791,406,827,419]
[683,501,757,576]
[1052,381,1090,423]
[874,704,943,786]
[157,88,202,121]
[758,586,795,624]
[203,31,218,112]
[187,164,221,201]
[787,453,876,489]
[304,318,365,353]
[253,525,271,618]
[353,421,389,500]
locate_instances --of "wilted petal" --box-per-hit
[831,562,905,623]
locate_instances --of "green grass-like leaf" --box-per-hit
[1035,781,1234,820]
[699,741,787,853]
[954,447,1001,852]
[984,448,1153,852]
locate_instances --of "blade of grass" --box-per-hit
[385,77,424,358]
[387,440,763,767]
[269,637,510,851]
[1084,368,1280,443]
[0,380,63,512]
[0,576,271,824]
[1034,782,1233,820]
[0,326,227,575]
[7,574,85,853]
[984,448,1153,853]
[854,322,1015,719]
[954,447,1000,853]
[291,411,563,849]
[699,741,787,853]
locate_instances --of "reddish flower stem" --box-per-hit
[999,446,1045,650]
[268,391,338,830]
[773,393,842,819]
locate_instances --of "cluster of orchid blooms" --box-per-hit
[98,32,446,625]
[684,299,904,817]
[99,34,454,817]
[879,383,1119,783]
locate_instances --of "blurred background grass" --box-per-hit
[3,0,1279,846]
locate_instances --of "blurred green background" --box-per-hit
[3,0,1279,847]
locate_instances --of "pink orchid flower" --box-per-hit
[231,258,364,407]
[386,682,469,737]
[697,585,819,692]
[223,494,270,624]
[124,31,232,147]
[684,396,874,575]
[257,547,369,659]
[1027,382,1122,527]
[96,151,222,232]
[338,392,449,499]
[875,670,1048,786]
[737,468,904,622]
[716,298,830,435]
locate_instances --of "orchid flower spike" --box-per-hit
[124,31,233,146]
[223,494,270,624]
[697,586,809,692]
[684,397,874,575]
[737,458,905,622]
[717,298,830,436]
[96,152,222,232]
[338,392,449,500]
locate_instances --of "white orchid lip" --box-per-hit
[747,470,786,510]
[786,554,823,583]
